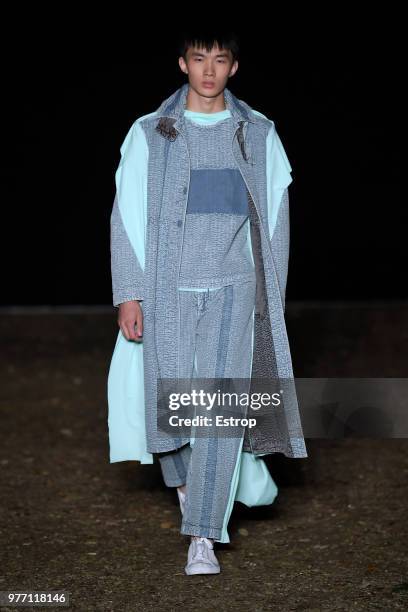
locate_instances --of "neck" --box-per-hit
[185,85,227,114]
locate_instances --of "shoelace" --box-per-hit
[192,537,213,561]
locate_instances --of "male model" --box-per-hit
[108,31,307,575]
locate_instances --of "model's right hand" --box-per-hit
[118,300,143,341]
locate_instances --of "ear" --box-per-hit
[229,60,239,77]
[178,56,188,75]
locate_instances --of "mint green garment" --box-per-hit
[108,106,291,542]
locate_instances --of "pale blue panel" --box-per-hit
[251,110,293,240]
[184,108,231,124]
[114,113,157,268]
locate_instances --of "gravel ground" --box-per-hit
[1,311,407,611]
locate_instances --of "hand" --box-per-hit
[118,300,143,342]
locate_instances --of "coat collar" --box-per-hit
[154,82,257,139]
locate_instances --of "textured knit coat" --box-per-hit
[108,80,308,453]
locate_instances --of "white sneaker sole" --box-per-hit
[185,562,220,575]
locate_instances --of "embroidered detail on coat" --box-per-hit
[155,117,179,141]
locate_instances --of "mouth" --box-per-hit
[202,82,215,88]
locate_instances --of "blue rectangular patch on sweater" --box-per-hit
[186,168,249,215]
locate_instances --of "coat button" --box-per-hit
[177,219,183,227]
[183,186,187,194]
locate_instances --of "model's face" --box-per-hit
[178,44,238,97]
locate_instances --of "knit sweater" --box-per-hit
[177,108,256,289]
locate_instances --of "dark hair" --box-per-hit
[177,30,240,63]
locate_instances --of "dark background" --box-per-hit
[1,15,407,608]
[2,15,404,306]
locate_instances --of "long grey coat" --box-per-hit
[110,82,308,459]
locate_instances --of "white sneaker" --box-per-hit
[184,537,221,575]
[177,487,186,515]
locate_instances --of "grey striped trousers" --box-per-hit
[157,278,256,541]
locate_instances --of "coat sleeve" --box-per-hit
[110,120,148,307]
[110,192,144,306]
[266,121,293,311]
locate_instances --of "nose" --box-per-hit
[204,62,215,76]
